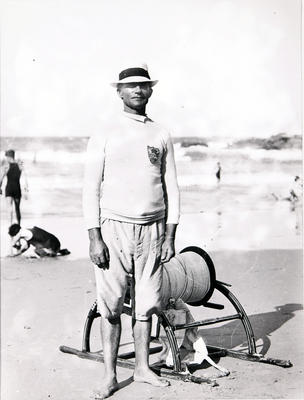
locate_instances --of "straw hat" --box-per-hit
[111,63,158,87]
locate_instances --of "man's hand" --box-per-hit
[88,228,110,269]
[161,236,175,263]
[161,223,177,263]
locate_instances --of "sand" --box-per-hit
[1,212,303,400]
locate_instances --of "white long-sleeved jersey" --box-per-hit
[83,112,180,229]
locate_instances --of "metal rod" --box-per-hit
[174,314,240,330]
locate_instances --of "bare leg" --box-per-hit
[13,197,21,225]
[40,247,58,257]
[95,316,121,399]
[6,197,14,255]
[6,197,14,225]
[133,319,169,387]
[34,248,49,257]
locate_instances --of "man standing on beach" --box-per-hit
[0,149,28,225]
[83,63,180,398]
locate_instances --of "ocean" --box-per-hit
[1,136,302,217]
[0,135,302,254]
[1,135,301,217]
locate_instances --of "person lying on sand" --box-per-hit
[8,224,70,258]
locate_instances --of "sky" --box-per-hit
[0,0,302,138]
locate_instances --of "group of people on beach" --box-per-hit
[0,149,69,258]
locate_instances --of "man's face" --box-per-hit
[117,82,153,113]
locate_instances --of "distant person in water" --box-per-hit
[271,176,303,205]
[289,176,302,202]
[0,149,28,225]
[215,161,222,183]
[8,224,70,258]
[288,175,302,215]
[270,175,302,233]
[288,176,302,233]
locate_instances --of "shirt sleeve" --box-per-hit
[162,133,180,224]
[21,228,33,241]
[82,134,105,229]
[11,231,21,246]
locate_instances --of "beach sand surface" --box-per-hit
[1,213,303,400]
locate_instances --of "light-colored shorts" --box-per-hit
[94,218,165,321]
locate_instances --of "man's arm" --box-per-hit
[11,232,22,247]
[0,165,8,195]
[83,135,105,228]
[83,135,109,268]
[9,234,29,257]
[11,241,29,257]
[161,134,180,263]
[19,161,29,195]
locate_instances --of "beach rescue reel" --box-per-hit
[161,246,216,307]
[60,246,293,386]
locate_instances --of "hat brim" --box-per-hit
[111,76,158,87]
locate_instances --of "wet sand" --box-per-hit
[1,211,303,400]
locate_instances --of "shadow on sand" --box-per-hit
[197,303,303,356]
[183,303,302,373]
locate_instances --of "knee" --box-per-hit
[35,248,47,257]
[97,299,124,321]
[105,315,121,324]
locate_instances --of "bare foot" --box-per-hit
[93,378,119,399]
[133,368,170,387]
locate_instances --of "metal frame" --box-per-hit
[60,249,292,385]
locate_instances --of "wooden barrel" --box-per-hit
[161,247,216,306]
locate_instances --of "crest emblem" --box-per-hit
[147,146,160,164]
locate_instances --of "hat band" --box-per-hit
[119,67,150,81]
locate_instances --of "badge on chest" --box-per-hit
[147,146,161,164]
